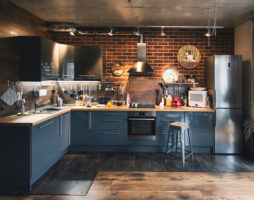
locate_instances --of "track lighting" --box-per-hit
[160,27,166,37]
[69,27,78,36]
[205,31,211,37]
[107,27,113,36]
[133,27,141,36]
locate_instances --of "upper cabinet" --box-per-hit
[17,36,59,81]
[59,44,74,81]
[0,36,103,81]
[74,46,103,81]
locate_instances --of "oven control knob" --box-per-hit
[134,112,139,117]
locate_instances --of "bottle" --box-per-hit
[75,95,79,106]
[160,96,165,109]
[20,98,25,115]
[166,95,172,107]
[206,96,210,108]
[126,93,130,108]
[183,95,187,107]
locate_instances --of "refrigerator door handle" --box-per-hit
[213,112,216,127]
[214,90,216,108]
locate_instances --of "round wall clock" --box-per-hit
[162,67,178,83]
[177,45,201,69]
[112,62,124,77]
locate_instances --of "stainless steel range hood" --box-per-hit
[128,34,154,74]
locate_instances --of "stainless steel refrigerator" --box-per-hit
[205,55,242,154]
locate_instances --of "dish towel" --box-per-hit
[0,86,18,106]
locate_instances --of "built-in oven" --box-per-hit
[128,111,156,141]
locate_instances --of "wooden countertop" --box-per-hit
[0,105,214,126]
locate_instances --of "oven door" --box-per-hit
[128,117,156,141]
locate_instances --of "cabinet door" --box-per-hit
[74,46,102,80]
[59,44,74,80]
[31,117,59,184]
[41,38,59,80]
[186,112,215,149]
[71,111,97,145]
[59,112,70,151]
[95,112,128,145]
[156,112,184,146]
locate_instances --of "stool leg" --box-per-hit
[187,128,194,163]
[175,131,178,153]
[181,130,185,167]
[166,127,171,153]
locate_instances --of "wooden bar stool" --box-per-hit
[166,121,194,167]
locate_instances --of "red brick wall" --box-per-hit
[54,28,234,85]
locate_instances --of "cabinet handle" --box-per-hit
[103,113,121,115]
[88,112,92,130]
[60,116,63,136]
[79,74,95,77]
[39,121,53,129]
[103,120,121,122]
[128,118,155,121]
[103,131,121,135]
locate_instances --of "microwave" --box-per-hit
[188,90,207,107]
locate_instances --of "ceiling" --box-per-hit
[8,0,254,28]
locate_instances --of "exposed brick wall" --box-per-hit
[53,28,234,85]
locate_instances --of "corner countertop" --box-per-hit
[0,105,214,126]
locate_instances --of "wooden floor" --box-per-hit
[1,153,254,200]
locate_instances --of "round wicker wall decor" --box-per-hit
[177,45,201,69]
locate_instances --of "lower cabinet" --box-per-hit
[31,117,59,184]
[71,111,97,145]
[186,112,215,153]
[31,112,70,184]
[58,112,70,152]
[156,112,184,146]
[71,111,127,146]
[96,111,128,145]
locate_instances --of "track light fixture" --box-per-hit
[205,0,217,38]
[160,27,166,37]
[69,27,78,36]
[107,27,113,36]
[133,27,141,36]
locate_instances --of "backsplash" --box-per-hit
[0,81,100,117]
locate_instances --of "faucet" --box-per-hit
[34,99,51,113]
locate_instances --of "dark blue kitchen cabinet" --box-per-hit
[95,111,128,145]
[186,112,215,153]
[71,111,127,146]
[58,112,70,152]
[31,112,70,184]
[0,126,31,193]
[31,117,59,184]
[0,112,70,193]
[71,111,97,145]
[156,112,185,146]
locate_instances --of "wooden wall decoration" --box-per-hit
[177,45,201,69]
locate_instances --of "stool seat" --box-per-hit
[166,121,194,167]
[170,122,189,128]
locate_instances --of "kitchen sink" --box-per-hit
[43,108,62,111]
[36,105,71,114]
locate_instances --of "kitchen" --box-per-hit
[0,0,254,199]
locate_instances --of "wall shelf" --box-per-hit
[164,82,199,86]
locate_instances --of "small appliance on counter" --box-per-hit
[172,97,181,107]
[188,90,207,108]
